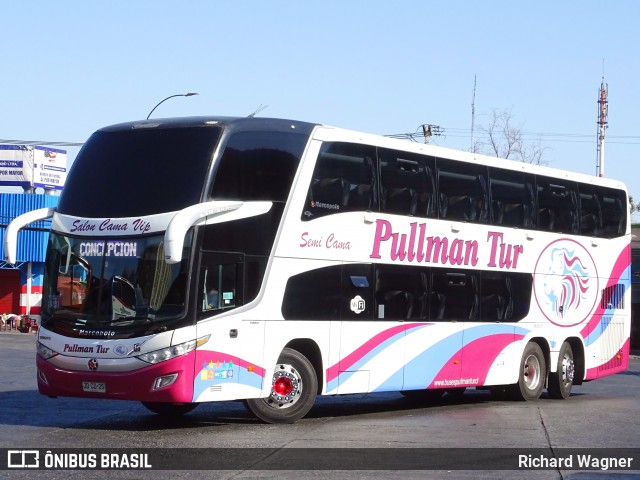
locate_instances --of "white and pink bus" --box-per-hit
[5,117,631,423]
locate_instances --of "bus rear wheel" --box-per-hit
[244,348,317,424]
[547,342,575,399]
[141,401,198,416]
[508,342,546,401]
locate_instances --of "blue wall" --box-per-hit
[0,193,59,263]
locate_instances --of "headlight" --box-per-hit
[136,335,209,364]
[37,342,59,360]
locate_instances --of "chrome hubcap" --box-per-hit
[264,363,302,409]
[562,354,575,385]
[523,354,541,390]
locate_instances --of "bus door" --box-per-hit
[194,252,264,401]
[337,264,406,394]
[460,272,517,387]
[414,270,466,390]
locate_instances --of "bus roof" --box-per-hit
[98,116,319,136]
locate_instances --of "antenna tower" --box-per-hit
[470,75,477,151]
[596,76,608,177]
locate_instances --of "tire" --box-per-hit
[141,401,198,416]
[547,342,575,399]
[244,348,318,424]
[508,342,546,401]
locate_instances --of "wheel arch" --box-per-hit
[560,336,585,386]
[284,338,323,394]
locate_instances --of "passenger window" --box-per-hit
[302,142,377,220]
[437,159,488,223]
[480,272,532,322]
[375,265,429,320]
[281,265,341,320]
[379,148,436,218]
[579,185,603,237]
[600,188,627,238]
[430,270,479,321]
[489,168,535,228]
[536,177,578,234]
[480,272,512,322]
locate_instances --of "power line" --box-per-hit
[0,139,84,147]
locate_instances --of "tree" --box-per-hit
[473,109,547,165]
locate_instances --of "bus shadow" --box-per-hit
[0,387,591,433]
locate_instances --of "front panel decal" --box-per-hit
[193,351,266,400]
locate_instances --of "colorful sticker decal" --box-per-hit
[192,351,266,400]
[533,239,598,327]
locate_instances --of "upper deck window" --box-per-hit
[211,130,308,202]
[536,176,578,234]
[302,142,377,221]
[379,148,436,218]
[436,159,488,223]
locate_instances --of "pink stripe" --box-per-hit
[585,338,630,380]
[429,333,525,387]
[326,323,425,382]
[580,246,630,339]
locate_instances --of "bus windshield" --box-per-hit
[57,125,222,217]
[42,232,192,331]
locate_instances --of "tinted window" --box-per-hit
[536,176,578,233]
[302,142,377,220]
[430,270,479,321]
[281,264,374,320]
[281,265,342,320]
[437,159,488,223]
[201,203,284,256]
[211,130,308,202]
[579,184,603,236]
[600,188,627,238]
[489,169,535,228]
[58,127,221,217]
[375,265,429,320]
[379,148,436,218]
[480,271,531,322]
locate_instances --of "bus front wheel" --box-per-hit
[244,347,318,424]
[547,342,574,399]
[508,342,546,401]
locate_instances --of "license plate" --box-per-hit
[82,381,106,393]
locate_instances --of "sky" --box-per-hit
[1,1,639,217]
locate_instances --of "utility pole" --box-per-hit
[596,76,608,177]
[421,124,443,144]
